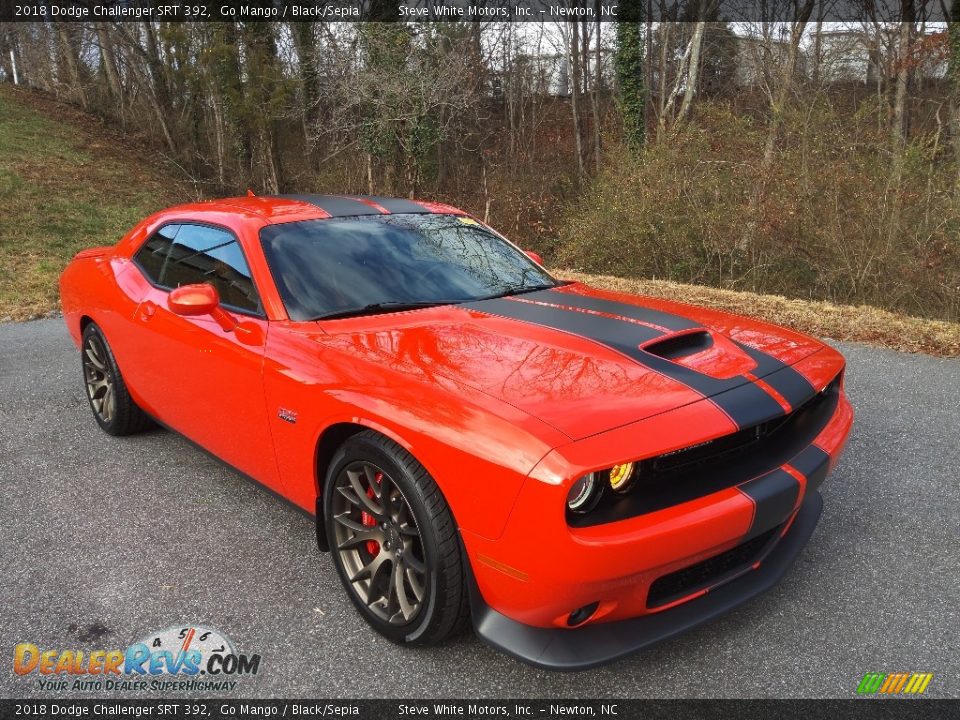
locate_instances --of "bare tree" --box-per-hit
[569,21,585,176]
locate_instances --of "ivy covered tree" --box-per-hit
[614,0,646,153]
[950,0,960,187]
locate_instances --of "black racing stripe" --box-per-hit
[533,286,817,411]
[277,194,383,216]
[524,288,701,332]
[528,287,816,415]
[465,297,664,346]
[694,380,790,429]
[466,297,786,428]
[354,196,432,214]
[735,341,817,409]
[789,445,831,493]
[738,469,800,538]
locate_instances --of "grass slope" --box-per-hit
[0,84,957,356]
[0,85,184,320]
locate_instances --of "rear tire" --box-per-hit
[81,323,152,436]
[324,430,469,645]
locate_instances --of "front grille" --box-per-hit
[647,376,837,478]
[568,372,841,528]
[646,525,781,609]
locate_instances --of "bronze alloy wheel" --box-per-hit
[331,461,428,626]
[83,332,116,425]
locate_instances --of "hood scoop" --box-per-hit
[642,329,713,360]
[643,329,758,380]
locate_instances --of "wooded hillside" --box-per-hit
[1,6,958,319]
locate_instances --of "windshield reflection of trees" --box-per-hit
[265,213,553,319]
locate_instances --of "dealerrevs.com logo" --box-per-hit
[13,625,261,692]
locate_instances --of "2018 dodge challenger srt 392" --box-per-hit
[60,194,853,670]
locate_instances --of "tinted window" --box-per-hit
[259,214,557,321]
[160,224,261,313]
[134,224,180,283]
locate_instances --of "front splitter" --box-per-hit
[468,491,824,671]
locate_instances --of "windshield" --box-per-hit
[259,214,558,321]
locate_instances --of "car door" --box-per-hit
[123,222,283,493]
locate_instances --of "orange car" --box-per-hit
[60,195,853,669]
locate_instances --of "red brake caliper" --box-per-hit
[360,472,383,556]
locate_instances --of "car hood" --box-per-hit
[316,283,825,441]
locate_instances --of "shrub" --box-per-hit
[556,99,960,321]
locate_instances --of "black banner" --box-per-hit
[0,700,958,720]
[0,0,951,23]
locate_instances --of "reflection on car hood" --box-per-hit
[319,283,825,440]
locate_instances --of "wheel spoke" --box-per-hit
[393,561,416,620]
[336,527,383,550]
[84,346,106,372]
[347,469,384,517]
[333,512,372,534]
[350,551,388,585]
[336,484,366,510]
[402,553,426,575]
[374,471,392,503]
[405,566,425,602]
[101,384,114,423]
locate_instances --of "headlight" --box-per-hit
[566,473,600,513]
[608,462,635,493]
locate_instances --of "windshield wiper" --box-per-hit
[474,283,558,301]
[310,300,459,322]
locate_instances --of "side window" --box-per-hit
[133,224,180,284]
[160,224,262,314]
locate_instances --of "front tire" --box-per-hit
[81,323,152,436]
[324,431,468,645]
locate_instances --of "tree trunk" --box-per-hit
[242,22,284,193]
[739,1,815,251]
[760,6,813,170]
[614,7,646,152]
[211,22,250,186]
[592,6,603,170]
[569,22,585,177]
[95,23,122,103]
[0,28,13,84]
[660,22,705,135]
[811,8,824,86]
[644,0,653,132]
[291,23,319,155]
[675,21,706,126]
[949,0,960,189]
[892,10,913,150]
[657,22,671,139]
[55,24,86,108]
[891,3,915,156]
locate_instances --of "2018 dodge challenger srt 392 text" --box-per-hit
[60,194,853,670]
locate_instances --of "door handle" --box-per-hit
[138,300,157,322]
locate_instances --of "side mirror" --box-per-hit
[168,283,240,335]
[168,283,220,317]
[525,250,544,266]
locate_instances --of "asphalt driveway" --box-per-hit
[1,318,957,698]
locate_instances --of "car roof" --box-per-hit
[178,194,469,223]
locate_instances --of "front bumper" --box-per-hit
[469,490,823,671]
